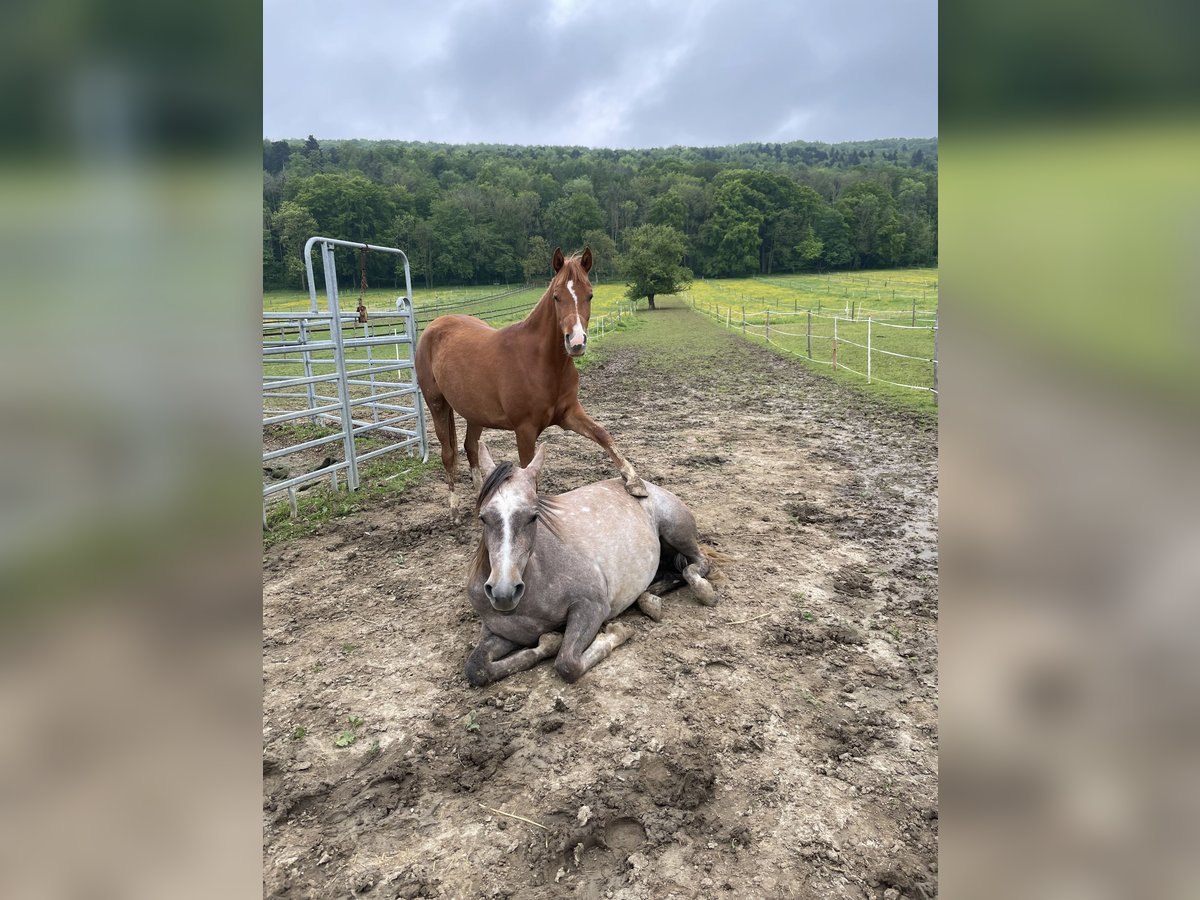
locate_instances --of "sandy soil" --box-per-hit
[263,301,938,899]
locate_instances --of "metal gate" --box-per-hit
[262,237,428,523]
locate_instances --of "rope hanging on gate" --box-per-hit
[357,245,369,323]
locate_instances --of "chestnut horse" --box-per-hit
[415,247,645,519]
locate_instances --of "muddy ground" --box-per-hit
[263,301,938,899]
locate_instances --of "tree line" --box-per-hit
[262,135,937,291]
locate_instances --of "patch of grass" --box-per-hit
[368,740,381,756]
[886,625,903,642]
[340,642,358,657]
[263,457,439,549]
[464,710,480,733]
[290,726,307,741]
[334,714,366,748]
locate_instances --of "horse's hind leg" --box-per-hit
[656,498,719,607]
[636,591,663,622]
[465,628,562,687]
[428,401,460,519]
[464,423,484,495]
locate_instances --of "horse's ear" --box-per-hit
[478,442,496,477]
[525,443,547,479]
[552,247,565,273]
[580,247,592,273]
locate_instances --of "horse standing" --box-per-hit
[415,247,645,519]
[464,443,718,686]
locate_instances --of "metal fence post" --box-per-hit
[365,321,379,423]
[807,310,812,359]
[322,241,360,491]
[299,317,317,423]
[867,317,872,384]
[741,306,746,335]
[832,316,838,371]
[766,309,771,342]
[403,295,429,461]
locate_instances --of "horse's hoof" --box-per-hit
[623,476,649,498]
[537,632,564,656]
[605,622,635,645]
[691,579,719,607]
[636,592,663,622]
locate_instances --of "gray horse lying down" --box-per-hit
[465,443,718,686]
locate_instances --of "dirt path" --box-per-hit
[263,300,938,900]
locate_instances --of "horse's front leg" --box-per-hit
[559,403,648,497]
[554,602,634,683]
[465,627,562,688]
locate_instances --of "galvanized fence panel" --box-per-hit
[263,238,429,524]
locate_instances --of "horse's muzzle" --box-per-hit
[485,580,524,612]
[564,334,587,357]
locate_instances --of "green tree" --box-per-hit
[581,229,618,282]
[522,235,552,284]
[622,224,692,310]
[272,201,319,289]
[699,178,765,276]
[647,192,687,231]
[814,205,853,269]
[793,228,824,270]
[836,182,904,268]
[394,213,434,289]
[546,191,606,253]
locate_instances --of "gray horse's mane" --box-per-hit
[469,462,563,581]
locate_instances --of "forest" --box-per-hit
[262,136,937,291]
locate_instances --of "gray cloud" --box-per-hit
[264,0,936,146]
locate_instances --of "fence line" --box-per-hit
[689,292,938,401]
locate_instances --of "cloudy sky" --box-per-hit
[264,0,936,148]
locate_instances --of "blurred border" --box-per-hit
[0,1,262,897]
[942,1,1200,897]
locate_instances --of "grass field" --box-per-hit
[685,268,939,411]
[263,279,637,332]
[264,267,938,413]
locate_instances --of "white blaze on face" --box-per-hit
[491,489,521,578]
[566,278,586,346]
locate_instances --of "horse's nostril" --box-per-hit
[484,583,494,600]
[513,582,525,601]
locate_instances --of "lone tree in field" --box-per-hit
[622,224,692,310]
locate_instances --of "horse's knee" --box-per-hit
[465,655,492,688]
[554,655,585,684]
[676,551,709,578]
[463,643,492,686]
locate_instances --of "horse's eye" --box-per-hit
[553,295,560,303]
[527,513,538,525]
